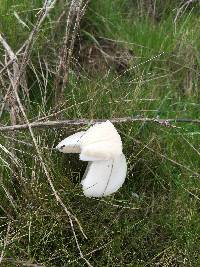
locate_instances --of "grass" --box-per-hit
[0,0,200,266]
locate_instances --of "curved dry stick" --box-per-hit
[0,117,200,132]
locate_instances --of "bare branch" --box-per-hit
[11,0,57,95]
[0,33,20,123]
[0,116,200,132]
[0,33,22,188]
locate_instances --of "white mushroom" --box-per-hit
[56,120,127,198]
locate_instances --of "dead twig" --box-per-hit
[11,0,57,95]
[54,0,89,102]
[0,33,20,124]
[0,33,22,193]
[0,116,200,132]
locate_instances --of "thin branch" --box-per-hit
[54,0,89,101]
[11,0,57,95]
[0,33,20,123]
[69,218,93,267]
[0,33,22,191]
[0,116,200,132]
